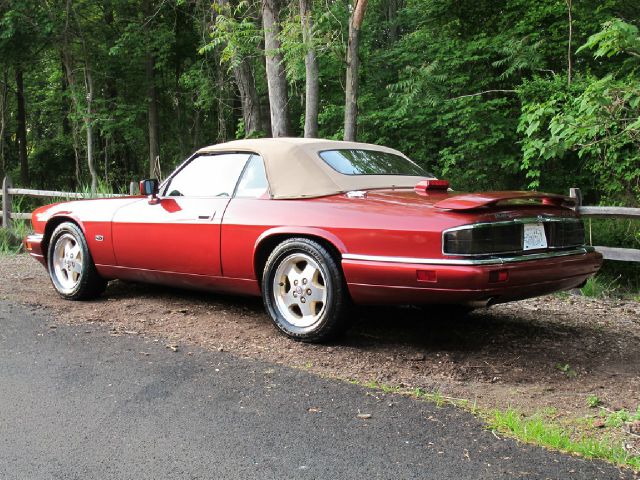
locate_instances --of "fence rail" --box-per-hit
[1,176,136,228]
[2,178,638,262]
[568,188,640,262]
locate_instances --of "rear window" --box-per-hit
[318,149,430,176]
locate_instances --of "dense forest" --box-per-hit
[0,0,638,205]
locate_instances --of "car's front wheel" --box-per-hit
[47,222,107,300]
[262,238,349,342]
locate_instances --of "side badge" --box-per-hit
[95,235,104,242]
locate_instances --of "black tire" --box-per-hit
[262,238,350,342]
[47,222,107,300]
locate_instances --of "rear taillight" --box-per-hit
[443,218,585,256]
[443,224,522,255]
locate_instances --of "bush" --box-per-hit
[0,228,24,255]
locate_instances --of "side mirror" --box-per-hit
[139,179,159,204]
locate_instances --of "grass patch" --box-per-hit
[586,218,640,297]
[489,408,639,470]
[1,196,34,255]
[580,276,622,299]
[0,228,22,254]
[359,380,639,471]
[586,395,602,408]
[0,219,32,255]
[555,362,578,378]
[601,406,640,428]
[77,178,125,197]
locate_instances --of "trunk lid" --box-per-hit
[433,191,576,211]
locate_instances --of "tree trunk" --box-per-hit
[233,59,264,137]
[84,66,98,193]
[192,100,201,148]
[15,66,29,185]
[566,0,572,86]
[216,59,229,142]
[300,0,319,138]
[146,54,160,179]
[0,67,8,177]
[262,0,290,137]
[388,0,398,43]
[175,3,186,156]
[343,0,368,142]
[62,0,82,185]
[144,0,161,179]
[60,60,71,136]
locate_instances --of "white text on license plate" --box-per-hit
[523,223,547,251]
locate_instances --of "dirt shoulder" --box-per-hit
[2,254,639,458]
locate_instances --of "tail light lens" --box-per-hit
[443,219,585,256]
[443,224,522,255]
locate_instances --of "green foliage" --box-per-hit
[580,276,621,298]
[578,18,640,61]
[0,0,637,239]
[586,395,602,408]
[582,218,640,294]
[0,228,22,254]
[519,19,640,202]
[201,1,263,69]
[0,197,32,255]
[555,363,578,378]
[490,408,640,470]
[602,406,640,428]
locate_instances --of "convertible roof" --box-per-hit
[197,138,430,199]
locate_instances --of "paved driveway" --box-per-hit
[0,301,631,479]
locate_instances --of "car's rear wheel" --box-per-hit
[47,222,107,300]
[262,238,349,342]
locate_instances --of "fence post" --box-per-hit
[2,176,12,230]
[129,181,137,196]
[569,187,582,211]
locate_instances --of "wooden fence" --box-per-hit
[1,176,639,262]
[1,176,136,227]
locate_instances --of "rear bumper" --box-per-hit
[24,234,46,267]
[342,249,603,305]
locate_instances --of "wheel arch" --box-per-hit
[42,215,85,262]
[253,228,347,286]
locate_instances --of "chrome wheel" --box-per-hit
[51,233,83,293]
[47,222,107,300]
[263,238,349,342]
[272,252,327,328]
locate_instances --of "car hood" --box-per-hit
[31,197,142,232]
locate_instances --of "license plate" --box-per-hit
[523,223,547,251]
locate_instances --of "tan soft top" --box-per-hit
[197,138,431,199]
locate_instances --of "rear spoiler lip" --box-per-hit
[434,191,576,211]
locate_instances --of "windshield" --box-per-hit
[318,149,431,176]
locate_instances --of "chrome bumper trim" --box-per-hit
[342,246,596,266]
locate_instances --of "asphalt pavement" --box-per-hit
[0,300,633,479]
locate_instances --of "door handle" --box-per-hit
[197,212,216,220]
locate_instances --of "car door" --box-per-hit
[111,152,251,277]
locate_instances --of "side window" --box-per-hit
[234,155,269,198]
[164,153,250,197]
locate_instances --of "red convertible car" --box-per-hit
[25,138,602,341]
